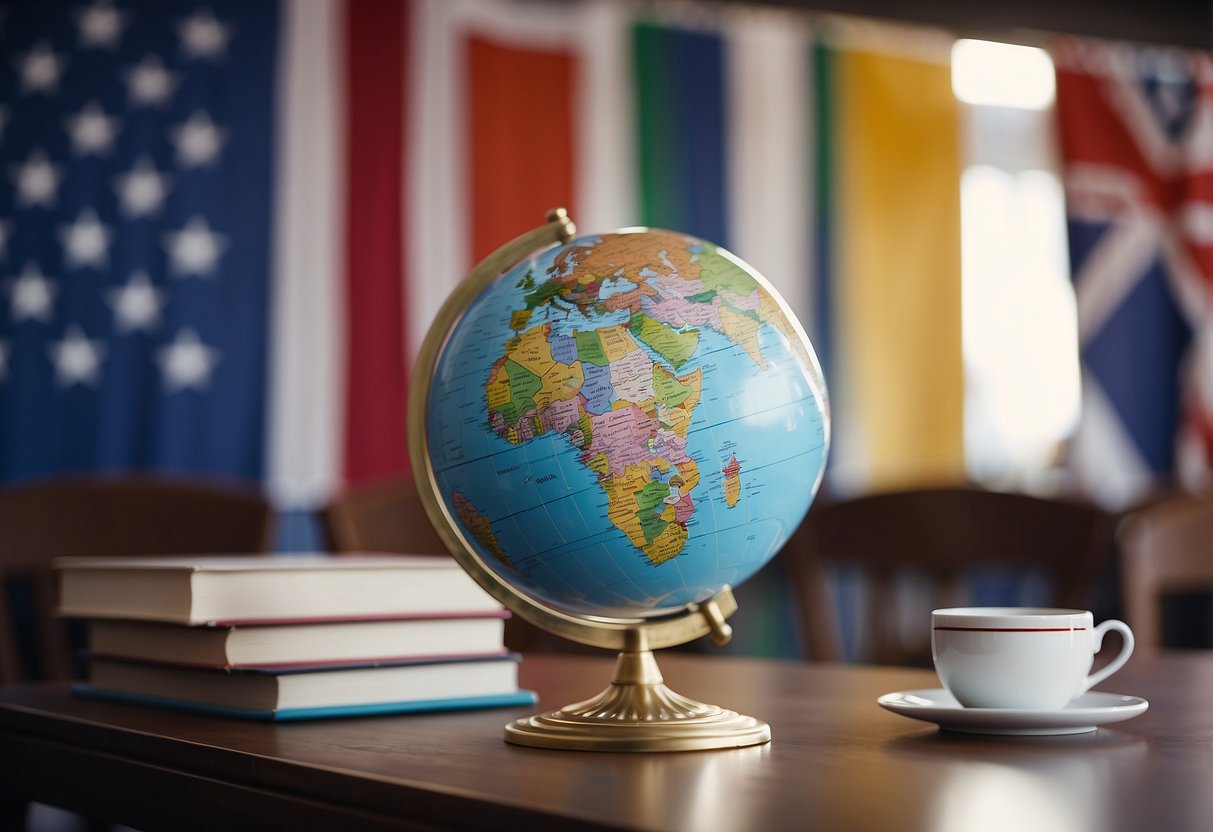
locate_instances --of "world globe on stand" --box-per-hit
[409,210,829,751]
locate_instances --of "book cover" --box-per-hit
[71,684,539,721]
[76,654,536,721]
[86,614,510,669]
[57,553,504,625]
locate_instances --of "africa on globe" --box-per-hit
[421,223,829,622]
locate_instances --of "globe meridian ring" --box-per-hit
[408,211,829,653]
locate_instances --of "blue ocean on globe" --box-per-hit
[425,229,829,618]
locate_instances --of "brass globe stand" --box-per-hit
[408,209,774,752]
[503,601,771,751]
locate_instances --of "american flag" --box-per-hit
[1055,38,1213,507]
[0,0,276,483]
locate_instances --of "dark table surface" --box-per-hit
[2,650,1212,831]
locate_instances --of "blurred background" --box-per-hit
[0,1,1209,577]
[3,9,1211,830]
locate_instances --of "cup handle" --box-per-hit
[1082,619,1135,693]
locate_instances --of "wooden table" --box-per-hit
[2,652,1212,831]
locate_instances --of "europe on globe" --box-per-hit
[422,224,829,623]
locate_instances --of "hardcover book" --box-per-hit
[57,554,503,625]
[75,655,536,721]
[86,614,510,669]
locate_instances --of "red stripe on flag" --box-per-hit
[1055,47,1213,227]
[466,35,578,264]
[1054,68,1163,205]
[343,0,410,484]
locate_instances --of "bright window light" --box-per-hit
[960,165,1080,483]
[956,42,1077,488]
[952,39,1055,109]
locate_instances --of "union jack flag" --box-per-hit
[1054,38,1213,507]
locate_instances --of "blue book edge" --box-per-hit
[71,682,538,722]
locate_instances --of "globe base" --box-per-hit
[504,649,771,752]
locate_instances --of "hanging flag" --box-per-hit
[277,0,825,510]
[341,0,410,486]
[0,0,278,482]
[825,27,966,493]
[631,8,819,332]
[465,32,577,264]
[0,0,826,522]
[723,8,816,345]
[632,20,729,245]
[1054,37,1213,506]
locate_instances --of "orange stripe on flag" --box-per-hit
[466,35,578,264]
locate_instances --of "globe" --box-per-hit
[409,211,829,751]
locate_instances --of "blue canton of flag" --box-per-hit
[0,0,278,483]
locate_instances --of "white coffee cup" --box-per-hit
[931,607,1135,710]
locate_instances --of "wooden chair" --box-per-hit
[782,486,1116,665]
[320,475,448,555]
[0,474,275,684]
[323,477,599,654]
[1119,492,1213,656]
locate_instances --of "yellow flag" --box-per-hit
[833,45,965,489]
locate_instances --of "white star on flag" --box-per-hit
[157,328,220,391]
[11,149,63,208]
[178,8,232,61]
[16,42,66,95]
[163,216,227,277]
[7,262,58,323]
[124,55,180,108]
[114,157,172,218]
[59,209,112,270]
[106,271,165,333]
[67,101,122,156]
[76,0,128,49]
[170,111,227,168]
[49,325,105,388]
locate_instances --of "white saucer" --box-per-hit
[877,689,1149,735]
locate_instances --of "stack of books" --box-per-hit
[56,554,537,721]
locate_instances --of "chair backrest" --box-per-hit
[321,476,448,555]
[1119,492,1213,656]
[0,474,275,684]
[782,487,1116,665]
[323,477,596,654]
